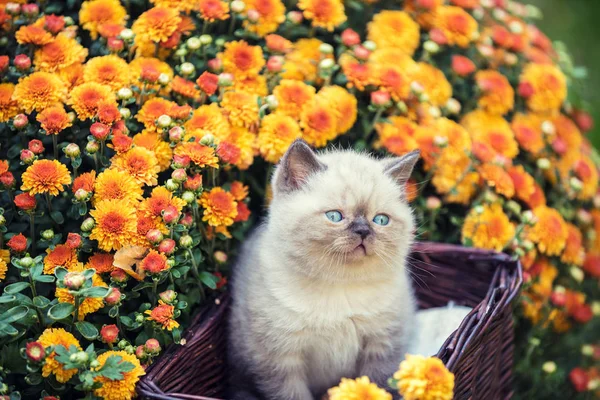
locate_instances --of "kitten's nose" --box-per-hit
[350,219,371,239]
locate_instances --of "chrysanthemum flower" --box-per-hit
[316,86,358,135]
[232,75,269,97]
[221,91,259,128]
[200,187,238,227]
[33,33,88,73]
[0,259,6,282]
[36,105,72,135]
[243,0,285,36]
[328,376,391,400]
[140,250,169,274]
[218,126,256,170]
[297,0,346,31]
[56,264,108,320]
[462,203,515,252]
[221,41,265,78]
[527,206,568,256]
[86,252,115,274]
[171,76,199,99]
[368,11,420,55]
[132,7,181,44]
[111,147,160,187]
[265,34,293,53]
[83,55,131,91]
[258,113,301,163]
[12,72,67,114]
[130,57,174,87]
[524,182,546,210]
[229,181,249,201]
[519,63,567,113]
[432,151,479,204]
[272,79,316,120]
[132,131,172,171]
[393,355,454,400]
[475,70,514,115]
[0,83,19,123]
[93,350,145,400]
[93,168,144,205]
[377,117,418,157]
[507,165,535,203]
[136,98,177,132]
[511,113,545,155]
[370,48,417,72]
[562,223,585,266]
[342,62,373,92]
[217,141,242,165]
[558,153,599,201]
[409,62,452,107]
[184,104,230,140]
[142,186,187,220]
[43,244,79,275]
[58,63,85,90]
[174,142,219,170]
[461,110,519,160]
[68,82,117,120]
[280,38,324,82]
[197,0,229,22]
[150,0,196,12]
[21,160,71,196]
[97,23,125,39]
[552,114,583,155]
[90,199,139,251]
[300,100,338,148]
[478,164,515,198]
[415,118,471,169]
[38,328,82,383]
[432,6,478,48]
[135,209,168,247]
[80,0,127,39]
[375,65,411,102]
[145,301,180,330]
[15,24,53,46]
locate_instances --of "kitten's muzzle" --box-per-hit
[349,218,371,239]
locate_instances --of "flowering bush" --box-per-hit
[0,0,599,398]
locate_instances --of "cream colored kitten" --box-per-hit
[228,140,419,400]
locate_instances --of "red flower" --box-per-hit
[0,171,15,188]
[0,55,8,72]
[90,122,111,140]
[196,71,219,96]
[573,304,593,324]
[584,253,600,278]
[100,324,119,344]
[66,233,82,249]
[14,54,31,70]
[7,233,27,252]
[14,193,37,211]
[234,202,250,223]
[451,55,476,76]
[26,342,45,362]
[45,15,65,34]
[28,139,45,155]
[569,368,589,392]
[111,132,133,153]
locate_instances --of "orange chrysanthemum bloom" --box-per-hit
[511,113,545,155]
[300,100,339,148]
[280,38,324,82]
[93,168,143,205]
[0,83,19,123]
[197,0,230,22]
[97,23,125,39]
[527,206,568,256]
[432,6,478,48]
[132,131,173,171]
[243,0,286,36]
[409,62,452,107]
[507,165,535,203]
[273,79,316,120]
[316,85,357,135]
[21,160,71,196]
[58,63,85,90]
[475,70,514,115]
[145,301,180,330]
[265,34,293,53]
[221,91,260,128]
[342,62,373,92]
[72,171,96,194]
[86,252,115,274]
[552,114,583,155]
[43,244,79,275]
[171,76,199,99]
[230,181,249,201]
[142,186,187,220]
[558,153,599,200]
[562,223,585,266]
[432,151,479,203]
[83,55,131,91]
[258,113,301,163]
[38,328,82,383]
[15,24,53,46]
[394,355,454,400]
[94,351,145,400]
[462,203,515,252]
[132,7,181,44]
[524,182,546,209]
[111,147,160,186]
[297,0,346,31]
[90,199,138,251]
[478,163,515,198]
[367,11,420,55]
[135,210,168,247]
[36,105,72,135]
[375,65,410,102]
[218,126,256,170]
[130,57,174,86]
[174,141,220,169]
[461,110,519,160]
[97,101,121,125]
[80,0,127,39]
[68,82,117,120]
[200,187,238,227]
[0,259,6,282]
[418,117,472,167]
[12,72,67,113]
[140,250,169,274]
[221,41,265,78]
[184,104,230,140]
[377,117,418,157]
[56,264,108,320]
[33,34,88,73]
[519,63,567,113]
[369,48,417,71]
[232,75,268,97]
[136,98,177,132]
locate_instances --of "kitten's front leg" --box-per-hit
[357,335,404,399]
[257,353,314,400]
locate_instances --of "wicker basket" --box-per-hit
[138,242,522,400]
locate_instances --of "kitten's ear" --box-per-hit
[383,150,420,188]
[273,139,325,193]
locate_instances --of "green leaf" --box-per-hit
[172,327,181,344]
[120,316,134,329]
[75,321,98,340]
[0,306,29,323]
[176,301,188,310]
[79,286,109,298]
[0,295,16,304]
[78,202,88,216]
[50,211,64,224]
[55,267,68,280]
[48,303,75,320]
[34,275,56,283]
[0,323,18,337]
[108,306,119,318]
[82,268,96,280]
[199,272,219,289]
[33,296,51,308]
[132,282,154,292]
[4,282,30,294]
[30,264,43,279]
[97,355,135,380]
[171,269,181,279]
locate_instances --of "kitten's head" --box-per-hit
[268,140,419,282]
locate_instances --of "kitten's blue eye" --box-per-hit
[373,214,390,226]
[325,210,343,223]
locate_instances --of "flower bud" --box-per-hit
[179,234,193,248]
[165,179,179,191]
[231,0,245,12]
[180,62,195,76]
[145,338,161,354]
[247,9,260,22]
[14,54,31,72]
[5,3,21,15]
[266,55,284,72]
[319,58,335,71]
[25,342,45,363]
[74,189,89,202]
[582,345,594,356]
[180,212,193,228]
[186,37,201,50]
[569,177,583,192]
[199,34,212,45]
[536,158,550,170]
[425,197,441,210]
[119,28,134,41]
[551,289,566,307]
[168,126,184,143]
[423,40,440,54]
[162,205,180,225]
[80,217,95,233]
[542,361,556,374]
[110,268,128,283]
[522,240,534,252]
[159,290,177,304]
[174,48,188,58]
[155,114,171,129]
[218,72,233,86]
[118,339,129,349]
[158,73,170,85]
[173,154,191,169]
[26,138,44,155]
[353,45,370,60]
[100,324,119,344]
[64,143,81,158]
[145,228,163,245]
[207,58,222,72]
[319,43,334,55]
[570,266,584,283]
[105,287,122,306]
[135,345,146,359]
[444,98,461,115]
[119,107,131,119]
[287,11,303,24]
[125,345,135,354]
[265,95,278,110]
[13,113,28,129]
[22,3,39,16]
[85,140,100,154]
[41,229,55,240]
[64,272,86,290]
[19,256,34,268]
[20,149,35,164]
[341,28,361,47]
[66,232,82,249]
[200,133,215,146]
[370,90,391,107]
[592,301,600,316]
[214,250,228,264]
[184,174,203,191]
[182,191,196,204]
[158,239,176,255]
[117,87,133,100]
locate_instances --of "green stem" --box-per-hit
[29,274,44,329]
[152,279,158,306]
[29,213,35,254]
[45,193,53,213]
[93,154,99,173]
[364,108,384,143]
[228,14,236,36]
[115,307,122,333]
[73,295,81,323]
[52,134,58,160]
[187,249,205,300]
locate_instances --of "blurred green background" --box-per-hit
[527,0,600,148]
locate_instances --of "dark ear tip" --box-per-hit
[288,139,311,151]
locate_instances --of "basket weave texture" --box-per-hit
[138,242,522,400]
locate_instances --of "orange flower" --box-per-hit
[342,62,373,92]
[432,6,478,48]
[142,186,187,219]
[43,244,79,274]
[58,63,85,90]
[562,224,585,266]
[552,114,583,155]
[265,34,293,53]
[137,98,178,132]
[218,126,256,170]
[232,75,268,97]
[145,301,180,330]
[12,72,67,113]
[272,79,315,120]
[409,62,452,107]
[150,0,197,12]
[368,11,420,55]
[475,70,514,115]
[524,182,546,209]
[200,187,238,227]
[519,63,567,113]
[34,33,88,73]
[297,0,346,31]
[93,168,143,205]
[80,0,127,39]
[72,171,96,193]
[136,210,168,247]
[184,103,230,139]
[83,55,131,91]
[511,113,545,155]
[221,91,259,128]
[174,141,219,169]
[507,165,535,203]
[258,113,301,163]
[21,160,71,196]
[97,23,125,39]
[461,110,519,160]
[316,85,357,135]
[36,105,72,135]
[132,7,181,44]
[369,48,417,71]
[0,83,19,123]
[111,147,160,186]
[86,252,115,274]
[130,57,174,87]
[15,24,53,46]
[38,328,82,383]
[432,151,478,204]
[376,65,410,102]
[280,38,323,82]
[217,141,241,166]
[229,181,249,201]
[140,250,169,274]
[243,0,285,36]
[171,76,199,99]
[478,163,515,198]
[527,206,568,256]
[68,82,117,120]
[377,117,418,157]
[132,131,173,171]
[462,203,515,252]
[221,41,265,78]
[300,99,338,148]
[90,199,138,251]
[197,0,230,22]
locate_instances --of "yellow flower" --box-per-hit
[80,0,127,40]
[462,203,515,252]
[151,0,197,13]
[174,141,220,169]
[258,113,301,163]
[221,91,259,128]
[527,206,568,256]
[94,351,145,400]
[328,376,392,400]
[281,38,324,82]
[519,63,567,114]
[145,300,180,330]
[15,24,54,46]
[0,259,7,281]
[136,97,178,132]
[43,244,79,274]
[38,328,82,383]
[478,163,515,198]
[300,99,339,148]
[12,72,67,114]
[316,86,357,135]
[475,70,514,115]
[184,103,230,140]
[132,131,173,171]
[197,0,230,22]
[511,112,545,155]
[21,159,71,196]
[460,110,519,160]
[56,264,108,320]
[393,355,454,400]
[562,223,585,266]
[68,82,117,121]
[93,168,144,205]
[111,147,161,186]
[90,199,139,251]
[243,0,285,36]
[298,0,346,31]
[141,186,187,220]
[432,6,478,48]
[129,57,174,88]
[409,62,452,107]
[0,83,20,123]
[200,187,238,227]
[232,75,269,97]
[132,6,181,44]
[33,33,88,73]
[368,11,420,55]
[221,41,265,78]
[83,55,131,91]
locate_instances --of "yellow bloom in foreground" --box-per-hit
[90,199,138,251]
[300,99,339,147]
[394,355,454,400]
[38,328,82,383]
[328,376,392,400]
[273,79,316,120]
[519,63,567,114]
[68,82,117,121]
[200,187,238,227]
[84,55,132,91]
[56,264,108,320]
[258,113,301,163]
[94,350,145,400]
[221,91,259,128]
[527,206,568,256]
[368,11,420,55]
[93,168,144,205]
[0,259,7,281]
[317,85,357,135]
[243,0,285,36]
[111,147,160,187]
[462,203,515,252]
[0,83,19,123]
[298,0,346,31]
[12,72,67,114]
[21,159,71,196]
[80,0,127,39]
[34,33,88,73]
[132,6,181,44]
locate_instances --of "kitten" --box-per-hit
[228,140,419,400]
